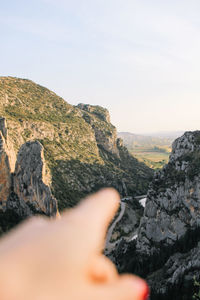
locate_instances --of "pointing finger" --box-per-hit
[62,188,120,253]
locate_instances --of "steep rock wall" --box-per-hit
[0,118,58,233]
[14,141,58,217]
[116,131,200,299]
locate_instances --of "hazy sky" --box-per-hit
[1,0,200,133]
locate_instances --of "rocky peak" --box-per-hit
[77,103,119,156]
[170,131,200,162]
[13,141,58,217]
[77,103,110,123]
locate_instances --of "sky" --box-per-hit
[1,0,200,134]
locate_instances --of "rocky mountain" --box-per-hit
[0,76,153,217]
[113,131,200,299]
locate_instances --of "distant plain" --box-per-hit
[118,132,183,169]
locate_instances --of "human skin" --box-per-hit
[0,188,149,300]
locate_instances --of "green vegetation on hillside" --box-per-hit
[0,77,153,209]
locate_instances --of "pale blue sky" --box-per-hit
[1,0,200,133]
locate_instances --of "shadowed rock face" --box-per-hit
[0,117,7,139]
[147,243,200,300]
[116,131,200,299]
[14,141,58,217]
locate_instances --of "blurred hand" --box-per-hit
[0,188,149,300]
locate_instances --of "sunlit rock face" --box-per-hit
[0,131,11,210]
[116,131,200,300]
[137,131,200,257]
[14,141,58,217]
[0,119,58,234]
[77,103,120,156]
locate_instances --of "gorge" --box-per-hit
[1,76,200,299]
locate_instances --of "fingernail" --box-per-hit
[141,283,149,300]
[129,276,149,300]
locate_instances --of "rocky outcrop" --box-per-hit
[147,243,200,299]
[0,118,58,234]
[116,131,200,299]
[77,103,111,123]
[77,103,120,156]
[137,131,200,258]
[13,141,58,217]
[0,117,16,210]
[0,132,11,210]
[0,117,7,139]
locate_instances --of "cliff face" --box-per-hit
[116,131,200,299]
[137,131,200,257]
[13,141,57,216]
[77,103,119,156]
[0,131,11,209]
[0,77,153,210]
[0,121,58,234]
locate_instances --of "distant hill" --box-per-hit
[146,131,184,139]
[118,132,177,169]
[118,132,174,148]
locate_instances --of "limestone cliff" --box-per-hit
[77,103,119,156]
[0,77,153,209]
[0,119,58,233]
[13,141,57,216]
[137,131,200,257]
[115,131,200,299]
[0,131,11,209]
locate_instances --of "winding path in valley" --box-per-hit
[105,196,147,253]
[106,202,126,246]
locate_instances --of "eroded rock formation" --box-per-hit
[14,141,58,217]
[137,131,200,258]
[116,131,200,299]
[0,131,11,210]
[77,103,120,156]
[0,119,58,234]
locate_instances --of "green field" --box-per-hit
[118,132,173,169]
[130,147,170,169]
